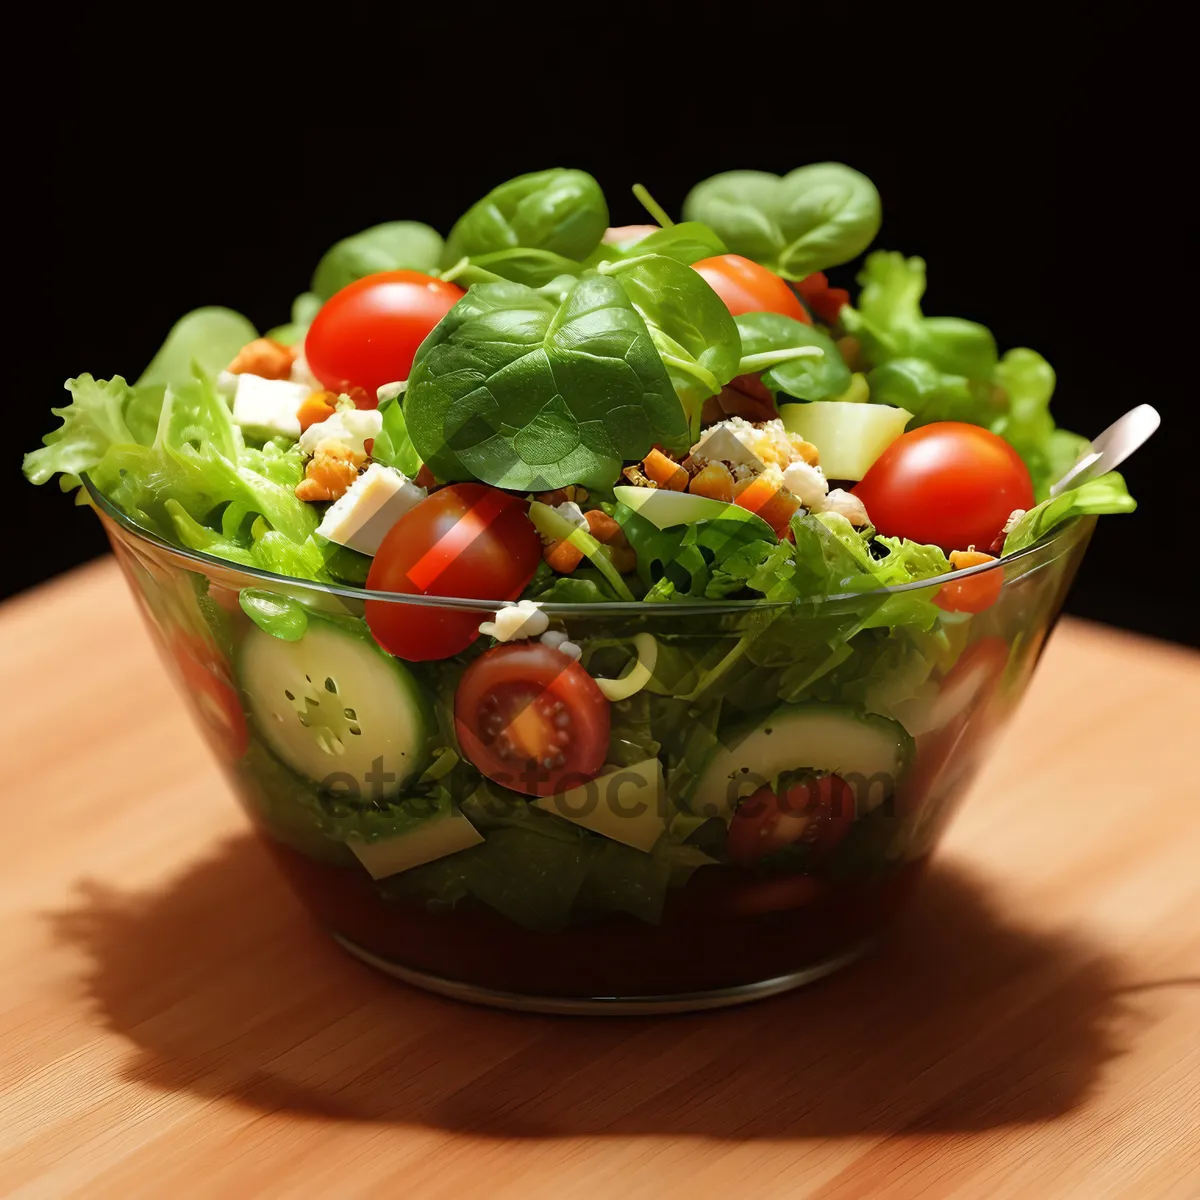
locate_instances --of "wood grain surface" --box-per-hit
[1,559,1198,1200]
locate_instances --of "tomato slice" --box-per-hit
[366,484,542,662]
[170,632,249,761]
[934,549,1004,614]
[726,775,856,867]
[455,642,611,796]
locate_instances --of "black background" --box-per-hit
[14,122,1190,645]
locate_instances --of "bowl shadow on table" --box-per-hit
[51,834,1142,1139]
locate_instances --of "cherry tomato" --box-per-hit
[366,484,541,661]
[455,642,611,796]
[795,272,851,326]
[305,271,464,402]
[602,224,658,248]
[853,422,1034,552]
[935,549,1004,614]
[170,632,248,761]
[692,255,811,323]
[727,775,856,867]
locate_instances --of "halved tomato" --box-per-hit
[454,641,611,796]
[726,775,857,867]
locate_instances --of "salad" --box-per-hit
[26,164,1137,1002]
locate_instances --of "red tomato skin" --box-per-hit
[305,271,464,401]
[853,422,1035,552]
[934,551,1004,614]
[692,255,811,324]
[170,632,249,761]
[366,484,541,662]
[455,642,611,796]
[795,272,851,325]
[726,775,856,867]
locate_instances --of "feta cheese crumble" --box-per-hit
[299,407,383,459]
[479,600,550,642]
[231,375,310,441]
[1003,508,1027,534]
[315,464,427,556]
[376,380,406,404]
[781,460,829,510]
[822,488,870,526]
[553,500,588,531]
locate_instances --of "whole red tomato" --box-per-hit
[853,422,1034,552]
[305,270,463,401]
[366,484,542,661]
[692,254,811,323]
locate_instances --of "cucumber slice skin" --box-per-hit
[239,616,432,801]
[689,704,913,822]
[613,485,775,537]
[780,402,911,481]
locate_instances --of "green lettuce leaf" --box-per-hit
[1003,472,1135,554]
[23,374,137,488]
[842,252,998,379]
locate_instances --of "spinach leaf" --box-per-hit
[683,164,881,279]
[311,221,444,300]
[372,394,423,476]
[604,253,741,436]
[136,307,258,403]
[404,275,687,490]
[587,221,727,268]
[734,312,851,401]
[442,168,609,266]
[448,246,584,288]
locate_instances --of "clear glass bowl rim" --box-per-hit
[84,474,1087,617]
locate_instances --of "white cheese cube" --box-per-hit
[347,807,484,879]
[534,759,668,852]
[232,375,310,440]
[299,407,384,459]
[316,464,427,556]
[479,600,549,642]
[553,500,588,531]
[690,423,766,472]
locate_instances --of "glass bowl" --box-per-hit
[87,479,1095,1013]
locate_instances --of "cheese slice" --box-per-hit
[535,758,669,852]
[316,464,426,556]
[347,807,484,879]
[231,375,309,440]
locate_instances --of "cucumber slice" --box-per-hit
[240,618,430,799]
[690,704,912,822]
[614,485,775,537]
[780,401,911,481]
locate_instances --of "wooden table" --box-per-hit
[1,559,1197,1199]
